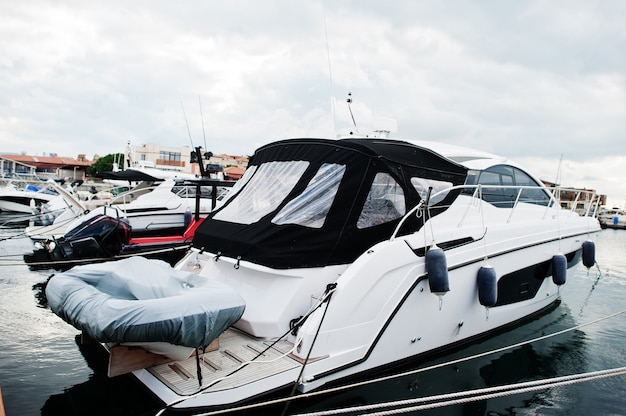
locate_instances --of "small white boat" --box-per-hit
[598,206,626,229]
[0,182,59,213]
[27,179,91,230]
[78,177,229,237]
[47,136,601,412]
[26,175,231,241]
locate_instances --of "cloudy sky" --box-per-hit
[1,1,625,205]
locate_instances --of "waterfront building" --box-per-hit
[126,142,248,177]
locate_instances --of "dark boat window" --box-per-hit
[272,163,346,228]
[513,168,551,206]
[473,165,550,208]
[357,172,405,229]
[213,161,309,224]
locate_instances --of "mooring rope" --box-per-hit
[281,283,337,416]
[291,367,626,416]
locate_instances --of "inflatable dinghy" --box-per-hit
[45,256,245,359]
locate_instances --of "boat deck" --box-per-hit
[147,329,300,396]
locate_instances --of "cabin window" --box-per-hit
[213,161,309,224]
[272,163,346,228]
[471,165,550,208]
[357,172,406,229]
[512,169,551,206]
[411,178,453,205]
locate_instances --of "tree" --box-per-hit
[87,153,125,177]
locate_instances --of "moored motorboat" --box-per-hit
[46,136,601,412]
[26,176,231,242]
[26,179,91,231]
[0,182,59,213]
[23,213,202,270]
[23,178,231,270]
[598,206,626,229]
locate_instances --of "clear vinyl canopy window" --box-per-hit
[213,161,309,224]
[218,165,257,206]
[272,163,346,228]
[357,172,406,229]
[411,177,453,205]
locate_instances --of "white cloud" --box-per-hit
[518,155,626,208]
[0,0,624,203]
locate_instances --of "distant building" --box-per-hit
[127,142,248,178]
[126,142,192,173]
[1,142,250,182]
[541,180,606,214]
[223,166,245,180]
[0,153,92,180]
[207,153,249,170]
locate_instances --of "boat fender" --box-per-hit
[184,206,192,227]
[426,244,449,309]
[477,265,497,307]
[552,254,567,286]
[582,240,595,269]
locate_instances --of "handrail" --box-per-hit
[390,184,598,241]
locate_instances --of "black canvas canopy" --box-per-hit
[193,138,468,269]
[97,169,161,182]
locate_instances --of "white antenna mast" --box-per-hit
[554,153,563,186]
[199,96,207,151]
[552,153,564,207]
[181,102,194,148]
[347,92,358,133]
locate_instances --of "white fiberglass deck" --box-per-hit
[147,329,300,396]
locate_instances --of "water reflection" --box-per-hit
[32,279,52,309]
[41,336,163,416]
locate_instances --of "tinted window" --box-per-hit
[513,169,550,206]
[475,165,550,208]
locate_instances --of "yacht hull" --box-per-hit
[0,195,55,213]
[130,222,597,410]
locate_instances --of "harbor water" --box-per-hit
[1,215,625,416]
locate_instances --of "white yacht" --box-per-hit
[598,206,626,229]
[46,137,601,412]
[26,174,228,241]
[0,182,59,213]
